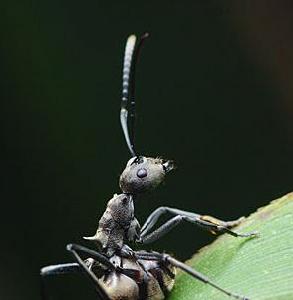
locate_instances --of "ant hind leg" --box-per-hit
[135,251,249,300]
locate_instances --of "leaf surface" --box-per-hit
[168,193,293,300]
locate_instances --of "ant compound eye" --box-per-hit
[137,168,147,178]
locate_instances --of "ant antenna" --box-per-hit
[129,33,149,150]
[120,33,149,157]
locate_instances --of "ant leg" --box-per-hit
[41,245,113,300]
[139,215,256,244]
[142,207,246,233]
[66,243,112,300]
[140,215,187,244]
[41,262,80,276]
[140,206,257,239]
[40,263,80,300]
[135,251,249,300]
[66,243,115,270]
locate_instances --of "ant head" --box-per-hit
[119,156,175,194]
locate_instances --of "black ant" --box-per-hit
[41,33,257,300]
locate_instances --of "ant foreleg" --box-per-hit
[139,215,187,244]
[135,251,249,300]
[139,215,256,244]
[140,206,257,241]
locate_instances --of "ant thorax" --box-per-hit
[84,193,141,256]
[119,156,175,194]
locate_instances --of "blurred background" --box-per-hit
[1,1,293,299]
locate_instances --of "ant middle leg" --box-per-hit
[66,243,115,300]
[40,263,81,300]
[41,244,113,300]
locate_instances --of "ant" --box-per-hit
[41,33,257,300]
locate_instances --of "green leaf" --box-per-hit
[168,193,293,300]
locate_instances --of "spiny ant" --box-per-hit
[41,33,257,300]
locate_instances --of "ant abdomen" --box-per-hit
[119,156,175,194]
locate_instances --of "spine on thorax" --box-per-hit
[84,193,141,257]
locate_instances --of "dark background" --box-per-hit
[1,1,293,300]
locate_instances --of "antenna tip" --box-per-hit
[142,32,150,39]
